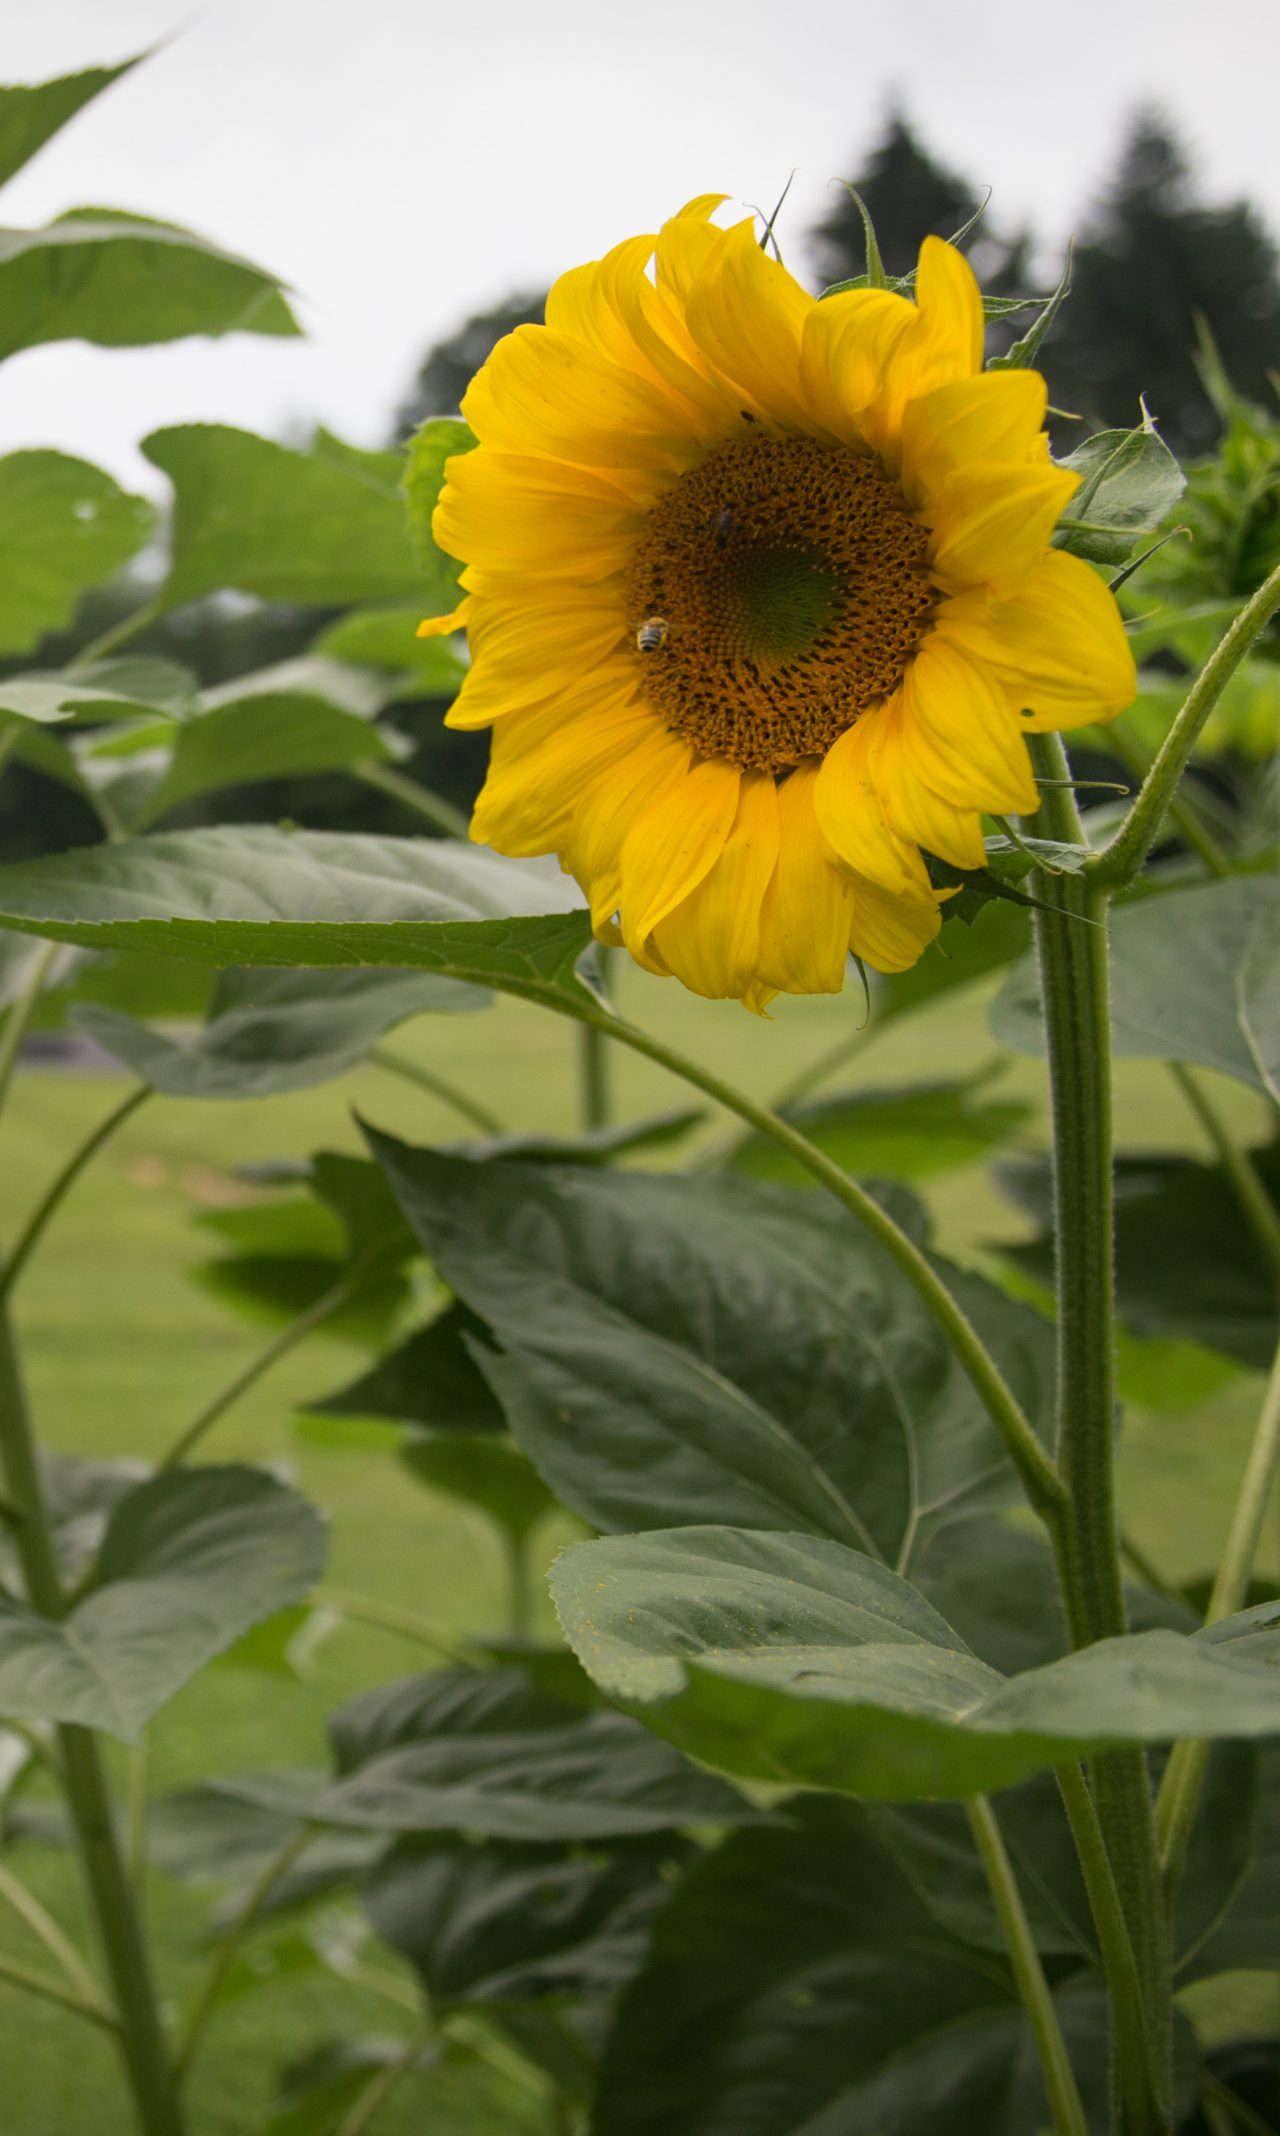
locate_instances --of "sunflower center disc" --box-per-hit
[627,433,935,772]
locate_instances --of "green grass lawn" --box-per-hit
[0,963,1274,2131]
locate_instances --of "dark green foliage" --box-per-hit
[393,293,546,437]
[1042,113,1280,455]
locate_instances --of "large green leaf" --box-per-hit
[0,826,599,1012]
[319,1666,760,1841]
[0,211,297,358]
[0,450,154,653]
[308,1303,506,1432]
[551,1527,1280,1801]
[1052,418,1186,567]
[1001,1143,1280,1371]
[992,875,1280,1100]
[591,1796,1110,2136]
[0,56,139,189]
[127,688,399,830]
[0,655,197,730]
[366,1140,1053,1570]
[73,963,484,1100]
[0,1467,325,1739]
[729,1075,1030,1186]
[144,425,424,610]
[75,969,485,1102]
[1185,1743,1280,1978]
[363,1831,680,2006]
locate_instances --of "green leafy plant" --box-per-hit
[0,51,1277,2136]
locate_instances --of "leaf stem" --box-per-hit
[174,1824,316,2082]
[157,1273,362,1470]
[964,1794,1088,2136]
[1156,1330,1280,1890]
[1089,562,1280,890]
[0,1859,106,2008]
[0,1945,119,2031]
[1168,1063,1280,1286]
[312,1585,474,1665]
[370,1045,503,1135]
[1102,723,1232,880]
[67,598,164,670]
[0,941,60,1120]
[0,1298,188,2133]
[0,1084,150,1304]
[335,2024,436,2136]
[352,760,472,840]
[586,1006,1065,1528]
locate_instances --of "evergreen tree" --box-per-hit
[807,108,1028,294]
[393,291,546,439]
[1044,112,1280,456]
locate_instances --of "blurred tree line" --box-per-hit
[5,102,1278,860]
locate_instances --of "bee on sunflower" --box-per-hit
[421,198,1136,1009]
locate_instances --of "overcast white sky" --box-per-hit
[3,0,1278,491]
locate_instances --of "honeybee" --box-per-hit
[714,507,733,550]
[636,617,669,653]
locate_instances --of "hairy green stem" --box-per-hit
[352,760,472,839]
[0,1084,150,1304]
[1028,734,1172,2131]
[1056,1762,1158,2131]
[157,1273,362,1470]
[1169,1063,1280,1286]
[588,1006,1064,1528]
[1156,1331,1280,1889]
[0,941,60,1118]
[1090,562,1280,890]
[175,1825,316,2081]
[964,1794,1089,2136]
[0,1301,187,2134]
[371,1044,504,1135]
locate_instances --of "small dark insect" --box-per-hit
[636,617,669,653]
[714,507,733,550]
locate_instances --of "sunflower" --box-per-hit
[421,199,1135,1009]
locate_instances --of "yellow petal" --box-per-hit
[683,218,817,429]
[444,592,629,729]
[437,450,642,584]
[874,696,989,869]
[941,550,1137,728]
[652,771,781,999]
[899,634,1040,813]
[926,461,1081,595]
[798,287,915,449]
[417,599,470,640]
[470,686,658,854]
[813,716,933,897]
[655,206,728,316]
[754,760,855,996]
[847,878,942,973]
[566,727,693,933]
[618,753,742,956]
[462,324,697,480]
[899,371,1048,508]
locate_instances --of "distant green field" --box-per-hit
[0,964,1273,2132]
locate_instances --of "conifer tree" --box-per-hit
[1045,112,1280,455]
